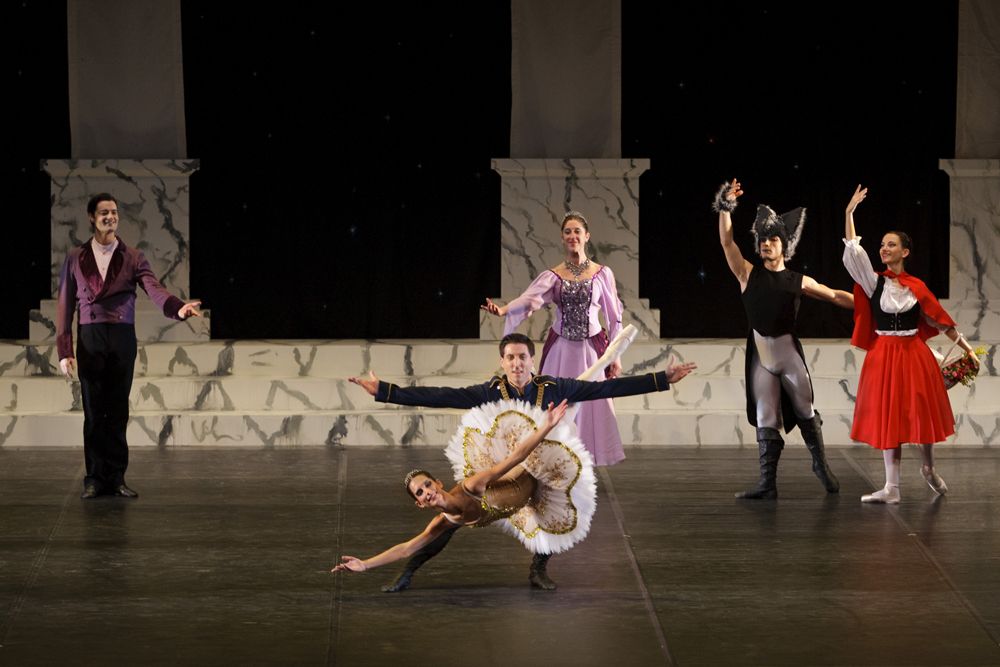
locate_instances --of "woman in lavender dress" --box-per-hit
[482,212,627,465]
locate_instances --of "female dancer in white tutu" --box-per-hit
[332,399,575,587]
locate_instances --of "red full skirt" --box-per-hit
[851,335,955,450]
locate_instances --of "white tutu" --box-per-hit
[445,399,597,554]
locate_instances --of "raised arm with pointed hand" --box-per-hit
[716,179,753,288]
[332,400,569,574]
[845,184,867,241]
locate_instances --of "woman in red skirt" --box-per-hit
[843,185,979,503]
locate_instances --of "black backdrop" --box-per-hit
[5,1,958,341]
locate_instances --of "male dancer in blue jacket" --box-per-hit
[350,332,696,591]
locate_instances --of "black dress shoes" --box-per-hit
[114,484,139,498]
[80,482,139,498]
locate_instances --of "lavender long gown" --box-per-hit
[503,266,625,465]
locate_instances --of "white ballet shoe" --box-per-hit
[921,466,948,496]
[861,484,900,504]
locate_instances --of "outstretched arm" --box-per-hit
[490,272,559,336]
[715,179,753,287]
[464,400,569,495]
[801,276,855,310]
[332,514,455,573]
[556,358,697,403]
[348,371,489,408]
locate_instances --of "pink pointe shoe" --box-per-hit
[921,466,948,496]
[861,484,900,504]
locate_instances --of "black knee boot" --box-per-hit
[529,553,556,590]
[798,411,839,493]
[382,525,458,592]
[736,428,783,499]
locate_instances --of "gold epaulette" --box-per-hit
[531,375,557,408]
[490,375,511,400]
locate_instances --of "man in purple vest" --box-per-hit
[56,193,202,499]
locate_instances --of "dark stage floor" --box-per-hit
[1,446,998,666]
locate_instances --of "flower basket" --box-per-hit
[939,343,986,390]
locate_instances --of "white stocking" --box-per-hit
[861,448,904,503]
[883,448,902,488]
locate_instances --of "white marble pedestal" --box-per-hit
[481,159,660,340]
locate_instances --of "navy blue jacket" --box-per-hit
[375,371,670,409]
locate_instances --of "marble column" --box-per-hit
[481,158,659,340]
[30,159,209,343]
[938,159,1000,341]
[938,1,1000,343]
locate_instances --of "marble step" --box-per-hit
[28,299,211,343]
[3,339,996,379]
[2,408,997,448]
[2,372,998,414]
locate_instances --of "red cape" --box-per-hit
[851,271,955,351]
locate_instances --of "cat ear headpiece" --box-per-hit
[751,205,806,260]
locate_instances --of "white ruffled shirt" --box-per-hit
[841,237,946,336]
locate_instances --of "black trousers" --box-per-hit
[77,323,137,489]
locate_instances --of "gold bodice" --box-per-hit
[464,467,537,528]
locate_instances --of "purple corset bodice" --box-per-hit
[560,278,593,341]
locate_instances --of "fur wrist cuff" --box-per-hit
[711,182,738,213]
